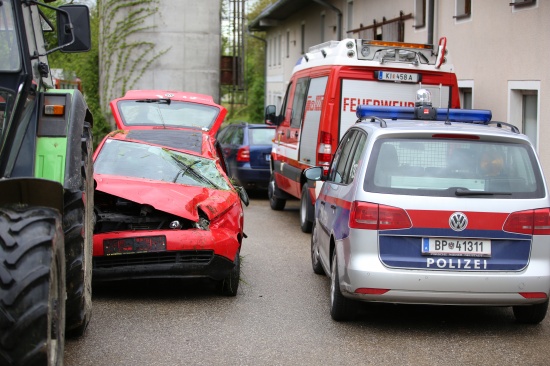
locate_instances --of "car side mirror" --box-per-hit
[265,105,278,125]
[304,166,324,181]
[58,5,91,52]
[236,186,249,206]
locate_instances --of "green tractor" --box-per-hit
[0,1,94,364]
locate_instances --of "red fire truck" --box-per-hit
[265,37,460,232]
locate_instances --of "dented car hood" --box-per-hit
[95,175,237,222]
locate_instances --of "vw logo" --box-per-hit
[449,212,468,231]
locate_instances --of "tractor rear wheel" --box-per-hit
[0,206,66,366]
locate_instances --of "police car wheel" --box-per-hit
[513,300,549,324]
[330,253,356,321]
[311,222,325,275]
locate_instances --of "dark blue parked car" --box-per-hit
[217,122,276,191]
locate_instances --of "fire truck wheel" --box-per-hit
[268,174,286,210]
[0,206,66,365]
[300,185,313,233]
[64,122,93,337]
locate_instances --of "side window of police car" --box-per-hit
[329,130,363,184]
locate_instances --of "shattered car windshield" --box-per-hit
[117,100,220,130]
[94,139,231,190]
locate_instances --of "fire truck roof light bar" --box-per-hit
[356,105,492,124]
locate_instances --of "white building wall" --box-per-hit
[256,0,550,177]
[100,0,221,111]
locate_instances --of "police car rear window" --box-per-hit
[364,138,545,198]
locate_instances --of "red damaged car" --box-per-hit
[92,90,248,296]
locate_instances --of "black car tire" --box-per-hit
[64,122,93,337]
[0,206,66,365]
[268,173,286,210]
[513,300,549,324]
[300,185,313,233]
[330,253,357,321]
[311,222,325,275]
[219,252,240,297]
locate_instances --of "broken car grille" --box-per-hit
[93,250,214,269]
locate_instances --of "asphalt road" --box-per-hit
[65,195,550,366]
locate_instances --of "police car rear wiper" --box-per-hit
[454,188,511,196]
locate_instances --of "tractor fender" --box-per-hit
[0,177,63,213]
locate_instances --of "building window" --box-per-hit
[347,1,353,32]
[286,31,290,58]
[414,0,426,28]
[522,93,538,148]
[509,81,540,149]
[458,80,474,109]
[510,0,536,8]
[265,38,271,67]
[320,12,325,43]
[460,88,472,109]
[301,23,305,54]
[454,0,472,20]
[278,34,282,65]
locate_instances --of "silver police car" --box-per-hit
[306,91,550,323]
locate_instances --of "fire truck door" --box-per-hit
[299,76,328,166]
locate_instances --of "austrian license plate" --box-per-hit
[104,236,167,256]
[377,71,420,83]
[422,237,491,257]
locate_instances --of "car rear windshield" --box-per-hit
[118,100,220,129]
[249,127,275,145]
[364,138,546,198]
[94,139,231,190]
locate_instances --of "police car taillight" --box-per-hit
[349,202,412,230]
[503,208,550,235]
[317,131,332,173]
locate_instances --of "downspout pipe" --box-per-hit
[247,30,268,108]
[312,0,343,41]
[427,0,435,45]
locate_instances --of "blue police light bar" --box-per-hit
[356,105,492,123]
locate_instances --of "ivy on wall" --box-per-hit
[99,0,171,112]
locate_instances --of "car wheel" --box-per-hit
[268,174,286,210]
[311,221,325,275]
[330,253,357,321]
[300,185,313,233]
[0,206,66,365]
[513,300,549,324]
[219,252,240,297]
